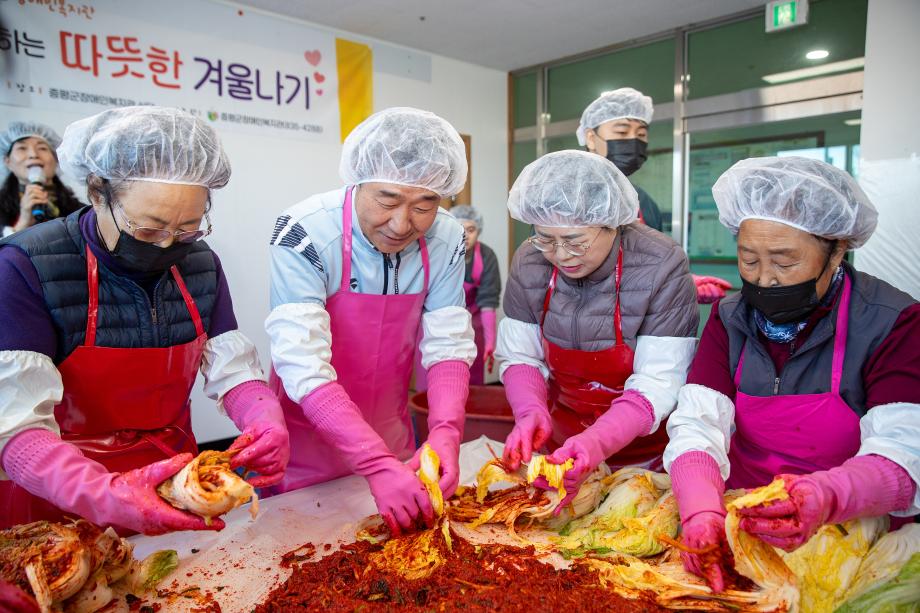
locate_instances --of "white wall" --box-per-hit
[856,0,920,300]
[1,7,508,442]
[376,54,509,288]
[860,0,920,162]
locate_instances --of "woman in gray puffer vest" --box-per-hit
[496,150,698,505]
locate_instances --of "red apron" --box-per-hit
[268,187,428,493]
[0,248,203,529]
[727,274,862,489]
[465,242,486,385]
[543,245,669,472]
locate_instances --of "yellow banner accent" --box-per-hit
[336,38,373,143]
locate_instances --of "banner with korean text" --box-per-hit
[1,0,373,141]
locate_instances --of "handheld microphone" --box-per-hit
[26,166,48,222]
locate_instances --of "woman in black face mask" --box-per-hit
[662,156,920,593]
[579,87,731,305]
[0,106,290,534]
[91,176,207,276]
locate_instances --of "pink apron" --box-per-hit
[727,275,862,489]
[465,242,486,385]
[268,187,429,492]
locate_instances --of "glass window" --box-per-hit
[687,0,868,98]
[510,141,538,254]
[685,110,862,293]
[623,120,673,234]
[546,119,674,234]
[513,72,538,129]
[546,38,675,124]
[510,73,539,258]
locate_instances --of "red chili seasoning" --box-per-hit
[658,534,756,593]
[255,531,668,612]
[280,543,317,568]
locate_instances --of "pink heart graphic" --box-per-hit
[304,50,322,66]
[313,71,326,84]
[316,89,324,96]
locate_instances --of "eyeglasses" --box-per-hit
[114,205,212,244]
[528,228,602,257]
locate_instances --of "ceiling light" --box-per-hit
[762,57,864,84]
[844,118,862,126]
[806,49,829,60]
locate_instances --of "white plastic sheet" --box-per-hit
[857,155,920,301]
[128,437,506,612]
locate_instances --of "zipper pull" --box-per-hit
[151,306,158,325]
[381,253,391,295]
[773,377,780,394]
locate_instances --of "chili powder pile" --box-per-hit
[254,530,668,612]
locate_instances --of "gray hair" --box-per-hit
[450,204,483,231]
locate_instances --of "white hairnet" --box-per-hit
[1,121,62,155]
[712,156,878,248]
[450,204,483,231]
[339,107,467,198]
[576,87,654,146]
[507,150,639,228]
[57,106,231,188]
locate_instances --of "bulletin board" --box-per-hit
[687,133,822,258]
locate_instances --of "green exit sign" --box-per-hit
[766,0,809,32]
[774,2,796,27]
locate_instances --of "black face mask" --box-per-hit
[105,204,194,274]
[604,138,648,176]
[741,277,819,325]
[111,230,195,274]
[741,250,835,324]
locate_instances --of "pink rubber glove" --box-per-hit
[1,429,224,535]
[738,455,915,551]
[223,380,290,488]
[481,309,497,373]
[670,451,731,593]
[409,360,468,499]
[299,382,433,535]
[692,275,732,305]
[546,390,654,510]
[502,364,553,471]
